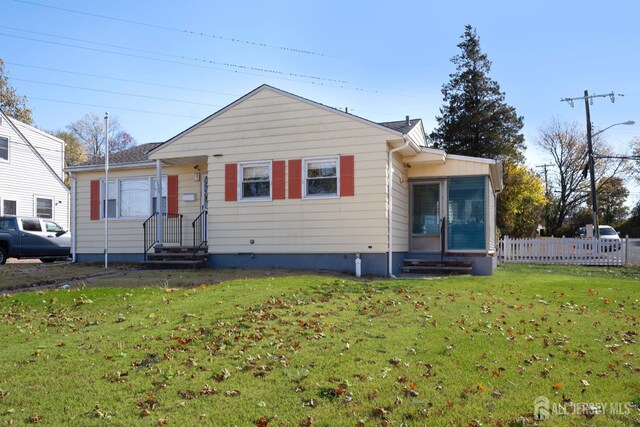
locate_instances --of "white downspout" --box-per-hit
[155,159,164,246]
[70,172,77,262]
[387,136,410,278]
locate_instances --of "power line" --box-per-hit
[0,25,348,84]
[8,62,401,118]
[11,77,225,108]
[7,62,240,97]
[13,0,329,58]
[1,32,410,98]
[28,97,203,119]
[0,29,427,99]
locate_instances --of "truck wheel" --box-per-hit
[0,247,7,265]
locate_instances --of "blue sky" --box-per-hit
[2,0,639,201]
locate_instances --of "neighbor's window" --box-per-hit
[0,136,8,161]
[36,197,53,219]
[101,177,167,219]
[305,158,338,197]
[3,199,16,215]
[240,162,271,200]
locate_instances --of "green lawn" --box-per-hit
[0,264,639,426]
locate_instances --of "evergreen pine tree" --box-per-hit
[431,25,525,164]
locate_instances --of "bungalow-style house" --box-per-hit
[66,85,503,276]
[0,110,69,228]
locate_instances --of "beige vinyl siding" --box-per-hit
[391,151,409,252]
[406,157,492,179]
[0,117,69,228]
[74,165,200,254]
[152,87,395,254]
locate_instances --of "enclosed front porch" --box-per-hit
[401,152,502,276]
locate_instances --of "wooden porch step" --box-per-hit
[141,259,207,269]
[147,252,207,260]
[403,259,472,268]
[153,246,207,254]
[401,258,472,276]
[401,265,472,275]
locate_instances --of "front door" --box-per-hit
[411,182,443,251]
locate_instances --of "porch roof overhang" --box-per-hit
[149,155,208,166]
[399,149,504,194]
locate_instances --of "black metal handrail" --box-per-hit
[143,212,184,260]
[143,212,158,259]
[192,210,208,249]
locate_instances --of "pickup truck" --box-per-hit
[0,215,71,264]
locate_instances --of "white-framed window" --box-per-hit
[304,157,339,197]
[239,162,271,201]
[101,176,167,219]
[2,199,17,215]
[0,136,9,161]
[35,196,53,219]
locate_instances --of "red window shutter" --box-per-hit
[288,159,302,199]
[340,155,355,197]
[272,160,286,200]
[90,180,100,220]
[167,175,179,214]
[225,163,238,201]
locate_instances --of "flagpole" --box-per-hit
[104,112,109,269]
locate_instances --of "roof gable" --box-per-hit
[150,84,409,157]
[0,110,68,190]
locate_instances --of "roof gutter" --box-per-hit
[387,135,410,278]
[65,160,157,173]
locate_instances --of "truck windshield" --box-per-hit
[600,227,617,236]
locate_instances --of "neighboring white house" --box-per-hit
[0,110,69,229]
[67,85,503,275]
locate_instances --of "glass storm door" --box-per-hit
[411,183,442,251]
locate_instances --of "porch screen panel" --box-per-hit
[412,184,440,235]
[447,176,486,250]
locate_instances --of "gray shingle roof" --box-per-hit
[378,119,421,134]
[82,142,163,166]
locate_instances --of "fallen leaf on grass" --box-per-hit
[552,383,563,390]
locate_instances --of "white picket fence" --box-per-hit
[499,236,629,266]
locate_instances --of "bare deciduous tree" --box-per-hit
[66,113,135,160]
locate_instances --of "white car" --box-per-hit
[577,225,621,251]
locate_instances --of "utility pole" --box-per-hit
[536,164,553,196]
[536,164,553,236]
[560,91,623,238]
